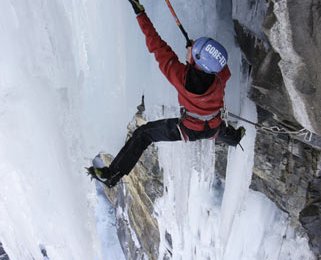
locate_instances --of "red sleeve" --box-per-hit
[218,65,231,84]
[136,13,186,91]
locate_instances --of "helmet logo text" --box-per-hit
[204,44,227,67]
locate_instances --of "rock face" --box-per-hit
[266,0,321,134]
[251,132,320,219]
[102,112,163,260]
[233,0,321,257]
[300,177,321,257]
[234,0,321,135]
[0,242,10,260]
[250,127,321,255]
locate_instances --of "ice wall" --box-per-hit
[0,0,317,259]
[0,0,128,258]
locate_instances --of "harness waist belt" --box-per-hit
[185,110,220,121]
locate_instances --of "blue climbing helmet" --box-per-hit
[192,37,228,74]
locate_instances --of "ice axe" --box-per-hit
[164,0,192,47]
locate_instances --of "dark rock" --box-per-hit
[233,19,268,68]
[165,231,173,250]
[234,0,321,256]
[234,12,299,126]
[300,177,321,257]
[0,242,10,260]
[265,0,321,135]
[250,50,297,125]
[251,131,319,216]
[250,104,321,256]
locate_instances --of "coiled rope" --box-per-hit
[220,106,313,142]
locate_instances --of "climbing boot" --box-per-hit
[86,154,123,188]
[237,126,246,142]
[236,126,246,151]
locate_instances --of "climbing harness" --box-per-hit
[164,0,192,47]
[177,107,221,142]
[179,107,221,132]
[220,106,313,142]
[181,107,220,122]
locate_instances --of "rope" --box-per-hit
[260,126,313,142]
[220,106,313,142]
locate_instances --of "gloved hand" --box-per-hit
[128,0,145,15]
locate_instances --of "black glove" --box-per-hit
[128,0,145,15]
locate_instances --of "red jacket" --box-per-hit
[137,13,231,131]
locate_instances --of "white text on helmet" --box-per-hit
[204,44,227,67]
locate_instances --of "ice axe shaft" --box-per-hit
[164,0,192,47]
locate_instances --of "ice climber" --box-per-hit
[87,0,246,188]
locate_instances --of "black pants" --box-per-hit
[109,118,241,176]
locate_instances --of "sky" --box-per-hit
[0,0,316,259]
